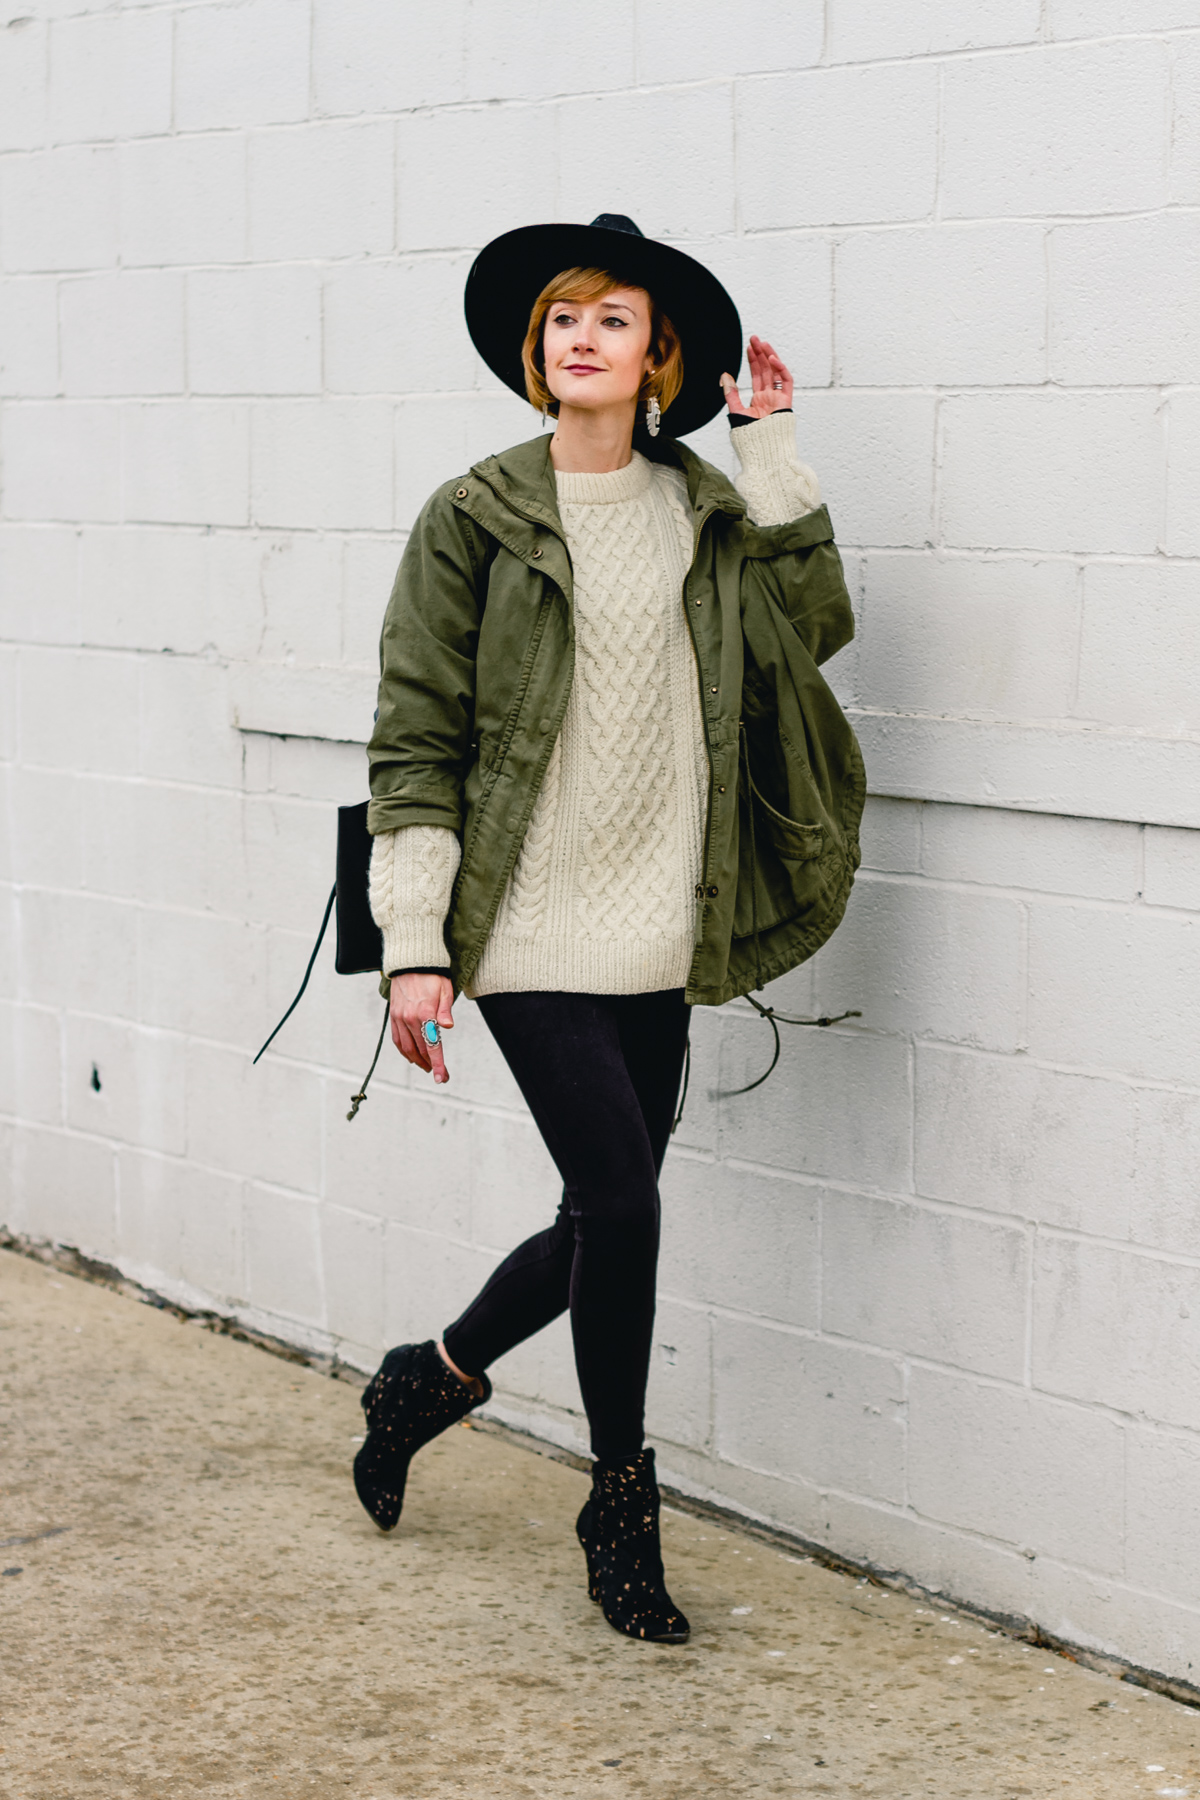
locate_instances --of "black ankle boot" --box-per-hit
[353,1340,491,1531]
[575,1447,690,1643]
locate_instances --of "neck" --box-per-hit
[548,400,638,475]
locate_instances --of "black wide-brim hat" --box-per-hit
[464,214,743,439]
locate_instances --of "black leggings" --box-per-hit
[442,989,690,1465]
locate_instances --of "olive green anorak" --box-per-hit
[367,432,864,1007]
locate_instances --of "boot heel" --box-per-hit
[576,1450,689,1643]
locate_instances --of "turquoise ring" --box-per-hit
[422,1020,440,1047]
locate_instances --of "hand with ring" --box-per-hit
[719,334,794,421]
[388,972,455,1084]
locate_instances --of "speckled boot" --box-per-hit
[353,1340,491,1532]
[575,1447,690,1643]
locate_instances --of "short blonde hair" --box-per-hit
[521,266,684,420]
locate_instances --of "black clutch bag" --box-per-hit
[334,801,384,973]
[253,803,389,1119]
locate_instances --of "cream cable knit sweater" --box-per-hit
[369,411,820,995]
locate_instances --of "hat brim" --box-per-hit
[464,222,743,439]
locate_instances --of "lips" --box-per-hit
[563,364,602,374]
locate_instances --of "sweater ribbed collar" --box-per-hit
[553,451,655,507]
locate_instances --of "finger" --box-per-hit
[427,1037,449,1086]
[759,341,793,402]
[746,338,766,389]
[436,990,455,1030]
[720,373,749,414]
[411,1014,448,1084]
[392,1018,427,1068]
[398,1012,435,1070]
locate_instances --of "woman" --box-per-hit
[355,215,864,1644]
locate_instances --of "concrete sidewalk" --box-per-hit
[2,1247,1198,1799]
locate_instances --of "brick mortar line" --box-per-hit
[15,1100,1200,1280]
[9,1002,1200,1107]
[8,866,1197,920]
[14,25,1200,153]
[10,1132,1200,1414]
[5,1224,1196,1712]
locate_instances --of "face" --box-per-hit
[541,285,655,415]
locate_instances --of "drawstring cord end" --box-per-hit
[720,997,863,1098]
[347,1002,391,1123]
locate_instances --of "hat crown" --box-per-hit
[588,213,644,237]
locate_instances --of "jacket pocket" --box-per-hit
[732,730,841,941]
[752,784,825,865]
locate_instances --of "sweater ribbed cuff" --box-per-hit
[369,825,461,976]
[731,410,822,527]
[380,918,452,977]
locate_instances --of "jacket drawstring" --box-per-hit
[670,1037,691,1135]
[723,720,860,1097]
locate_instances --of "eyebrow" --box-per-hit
[551,298,638,314]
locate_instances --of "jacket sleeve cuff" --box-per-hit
[369,825,461,975]
[731,410,822,527]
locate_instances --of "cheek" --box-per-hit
[613,333,649,377]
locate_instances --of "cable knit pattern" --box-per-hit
[369,824,460,974]
[732,409,822,526]
[472,452,703,997]
[369,415,820,994]
[501,732,563,934]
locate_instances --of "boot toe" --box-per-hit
[352,1435,409,1531]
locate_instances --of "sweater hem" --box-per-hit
[466,934,695,999]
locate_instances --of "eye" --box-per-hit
[601,315,627,328]
[550,311,576,327]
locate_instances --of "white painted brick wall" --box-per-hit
[48,11,172,144]
[836,224,1047,386]
[5,0,1200,1687]
[1166,389,1200,554]
[188,267,322,397]
[174,0,311,134]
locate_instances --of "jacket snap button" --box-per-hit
[532,547,544,559]
[695,884,705,900]
[539,716,552,733]
[707,884,719,898]
[455,487,468,499]
[718,784,726,793]
[709,685,718,694]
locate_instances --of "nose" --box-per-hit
[572,331,595,354]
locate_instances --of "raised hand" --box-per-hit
[720,335,794,421]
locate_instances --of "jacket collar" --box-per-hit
[464,432,747,547]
